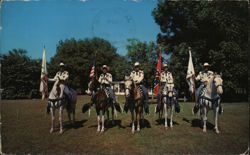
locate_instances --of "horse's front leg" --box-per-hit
[101,110,105,133]
[131,108,135,134]
[136,106,141,132]
[50,107,55,133]
[170,100,174,128]
[72,108,76,124]
[67,109,72,124]
[112,106,115,125]
[164,102,168,129]
[59,106,64,134]
[202,107,207,133]
[97,109,101,132]
[214,104,220,134]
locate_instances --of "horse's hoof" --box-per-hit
[137,128,140,132]
[59,130,63,134]
[50,129,54,133]
[101,129,104,133]
[203,129,207,133]
[132,130,135,134]
[215,129,220,134]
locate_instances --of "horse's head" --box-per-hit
[49,78,62,99]
[163,83,175,97]
[124,75,133,98]
[214,74,223,95]
[88,78,99,92]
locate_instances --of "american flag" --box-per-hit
[154,51,162,96]
[89,54,96,78]
[89,65,95,78]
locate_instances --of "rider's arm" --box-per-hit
[48,74,58,82]
[168,73,174,83]
[98,75,103,83]
[137,71,144,83]
[195,72,202,81]
[60,71,69,81]
[107,73,113,84]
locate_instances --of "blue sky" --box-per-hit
[0,0,160,60]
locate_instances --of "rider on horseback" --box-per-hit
[47,62,71,112]
[124,62,149,114]
[98,65,117,105]
[156,64,180,113]
[192,62,214,114]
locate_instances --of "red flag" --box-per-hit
[154,52,162,96]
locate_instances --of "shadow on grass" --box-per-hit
[63,119,88,131]
[191,118,214,130]
[126,119,151,129]
[88,119,126,130]
[155,118,179,126]
[105,119,126,131]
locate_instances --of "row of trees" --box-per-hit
[152,0,248,101]
[1,1,248,101]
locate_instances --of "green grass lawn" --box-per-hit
[1,95,249,154]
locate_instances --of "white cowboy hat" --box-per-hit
[134,62,140,66]
[102,65,109,71]
[203,62,210,67]
[59,62,65,66]
[102,65,108,69]
[163,64,168,68]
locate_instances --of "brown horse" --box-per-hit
[83,77,119,133]
[124,76,143,134]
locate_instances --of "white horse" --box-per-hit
[162,83,177,129]
[48,79,77,134]
[198,74,223,133]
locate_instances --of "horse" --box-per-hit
[83,77,120,133]
[158,83,178,129]
[48,79,77,134]
[198,74,223,133]
[124,76,144,134]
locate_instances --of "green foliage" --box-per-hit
[152,1,248,101]
[2,49,41,99]
[126,38,158,87]
[49,37,127,93]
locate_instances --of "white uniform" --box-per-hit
[130,70,144,84]
[195,70,214,83]
[49,71,69,98]
[49,71,69,82]
[161,71,174,84]
[98,72,116,102]
[98,73,112,85]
